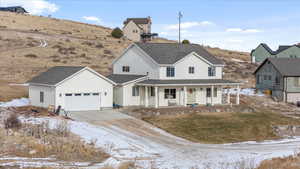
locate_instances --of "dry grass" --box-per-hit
[257,154,300,169]
[0,80,27,101]
[0,119,109,163]
[0,12,253,101]
[143,111,300,144]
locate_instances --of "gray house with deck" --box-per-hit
[254,58,300,103]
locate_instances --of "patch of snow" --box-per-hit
[0,98,30,107]
[231,58,245,63]
[21,117,300,169]
[9,83,29,86]
[223,88,265,97]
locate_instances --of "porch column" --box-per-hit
[227,88,231,104]
[145,86,149,107]
[154,86,158,108]
[236,85,240,105]
[183,86,187,106]
[211,85,214,106]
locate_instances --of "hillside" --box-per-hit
[0,12,255,101]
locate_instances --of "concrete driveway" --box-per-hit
[67,109,300,169]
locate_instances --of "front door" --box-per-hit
[187,88,196,104]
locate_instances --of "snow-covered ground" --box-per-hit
[223,88,265,97]
[0,98,29,107]
[22,116,300,169]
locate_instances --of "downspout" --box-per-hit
[284,76,287,103]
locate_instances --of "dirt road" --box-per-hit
[67,110,300,169]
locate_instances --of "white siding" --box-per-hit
[113,86,123,105]
[55,69,113,109]
[113,45,159,79]
[29,85,55,108]
[159,53,223,79]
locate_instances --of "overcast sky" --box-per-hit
[2,0,300,52]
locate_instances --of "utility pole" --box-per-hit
[178,11,183,43]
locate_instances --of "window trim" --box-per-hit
[206,88,212,97]
[208,67,216,77]
[188,66,195,74]
[166,66,175,77]
[40,91,44,103]
[122,66,130,72]
[294,77,300,87]
[164,89,176,99]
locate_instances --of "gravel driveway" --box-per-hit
[68,110,300,169]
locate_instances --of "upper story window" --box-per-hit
[188,66,195,74]
[166,67,175,77]
[290,55,297,58]
[122,66,130,72]
[294,77,300,87]
[208,67,216,77]
[40,91,44,103]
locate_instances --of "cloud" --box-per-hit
[82,16,101,23]
[1,0,58,14]
[226,28,263,33]
[165,21,214,30]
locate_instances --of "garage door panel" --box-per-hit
[64,93,101,111]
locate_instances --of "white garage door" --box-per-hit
[64,93,101,111]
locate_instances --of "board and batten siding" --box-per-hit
[276,46,300,58]
[159,53,223,80]
[251,45,272,63]
[113,45,159,79]
[55,69,113,109]
[29,85,55,108]
[255,61,283,91]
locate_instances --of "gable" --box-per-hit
[276,46,300,57]
[57,68,115,88]
[174,52,216,66]
[123,20,141,31]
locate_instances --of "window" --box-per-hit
[275,76,280,85]
[206,88,211,97]
[83,93,90,96]
[40,91,44,103]
[75,93,81,96]
[122,66,130,72]
[213,88,218,97]
[290,55,297,58]
[208,67,216,76]
[166,67,175,77]
[294,78,300,87]
[150,87,155,96]
[132,86,140,96]
[268,75,272,80]
[188,66,195,74]
[93,93,100,96]
[65,93,72,96]
[164,89,176,99]
[264,75,268,80]
[257,75,260,84]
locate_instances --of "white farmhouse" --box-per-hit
[107,43,241,108]
[27,66,116,111]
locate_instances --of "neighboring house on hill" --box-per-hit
[251,43,300,63]
[254,58,300,104]
[0,6,28,13]
[123,17,157,42]
[107,42,241,108]
[27,66,116,111]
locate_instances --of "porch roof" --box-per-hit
[137,79,241,86]
[106,74,147,84]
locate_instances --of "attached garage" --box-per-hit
[27,66,116,111]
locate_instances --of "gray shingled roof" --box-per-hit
[135,43,224,65]
[106,74,146,84]
[27,66,85,85]
[267,58,300,76]
[124,18,150,25]
[137,79,239,85]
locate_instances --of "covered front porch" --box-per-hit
[136,79,241,108]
